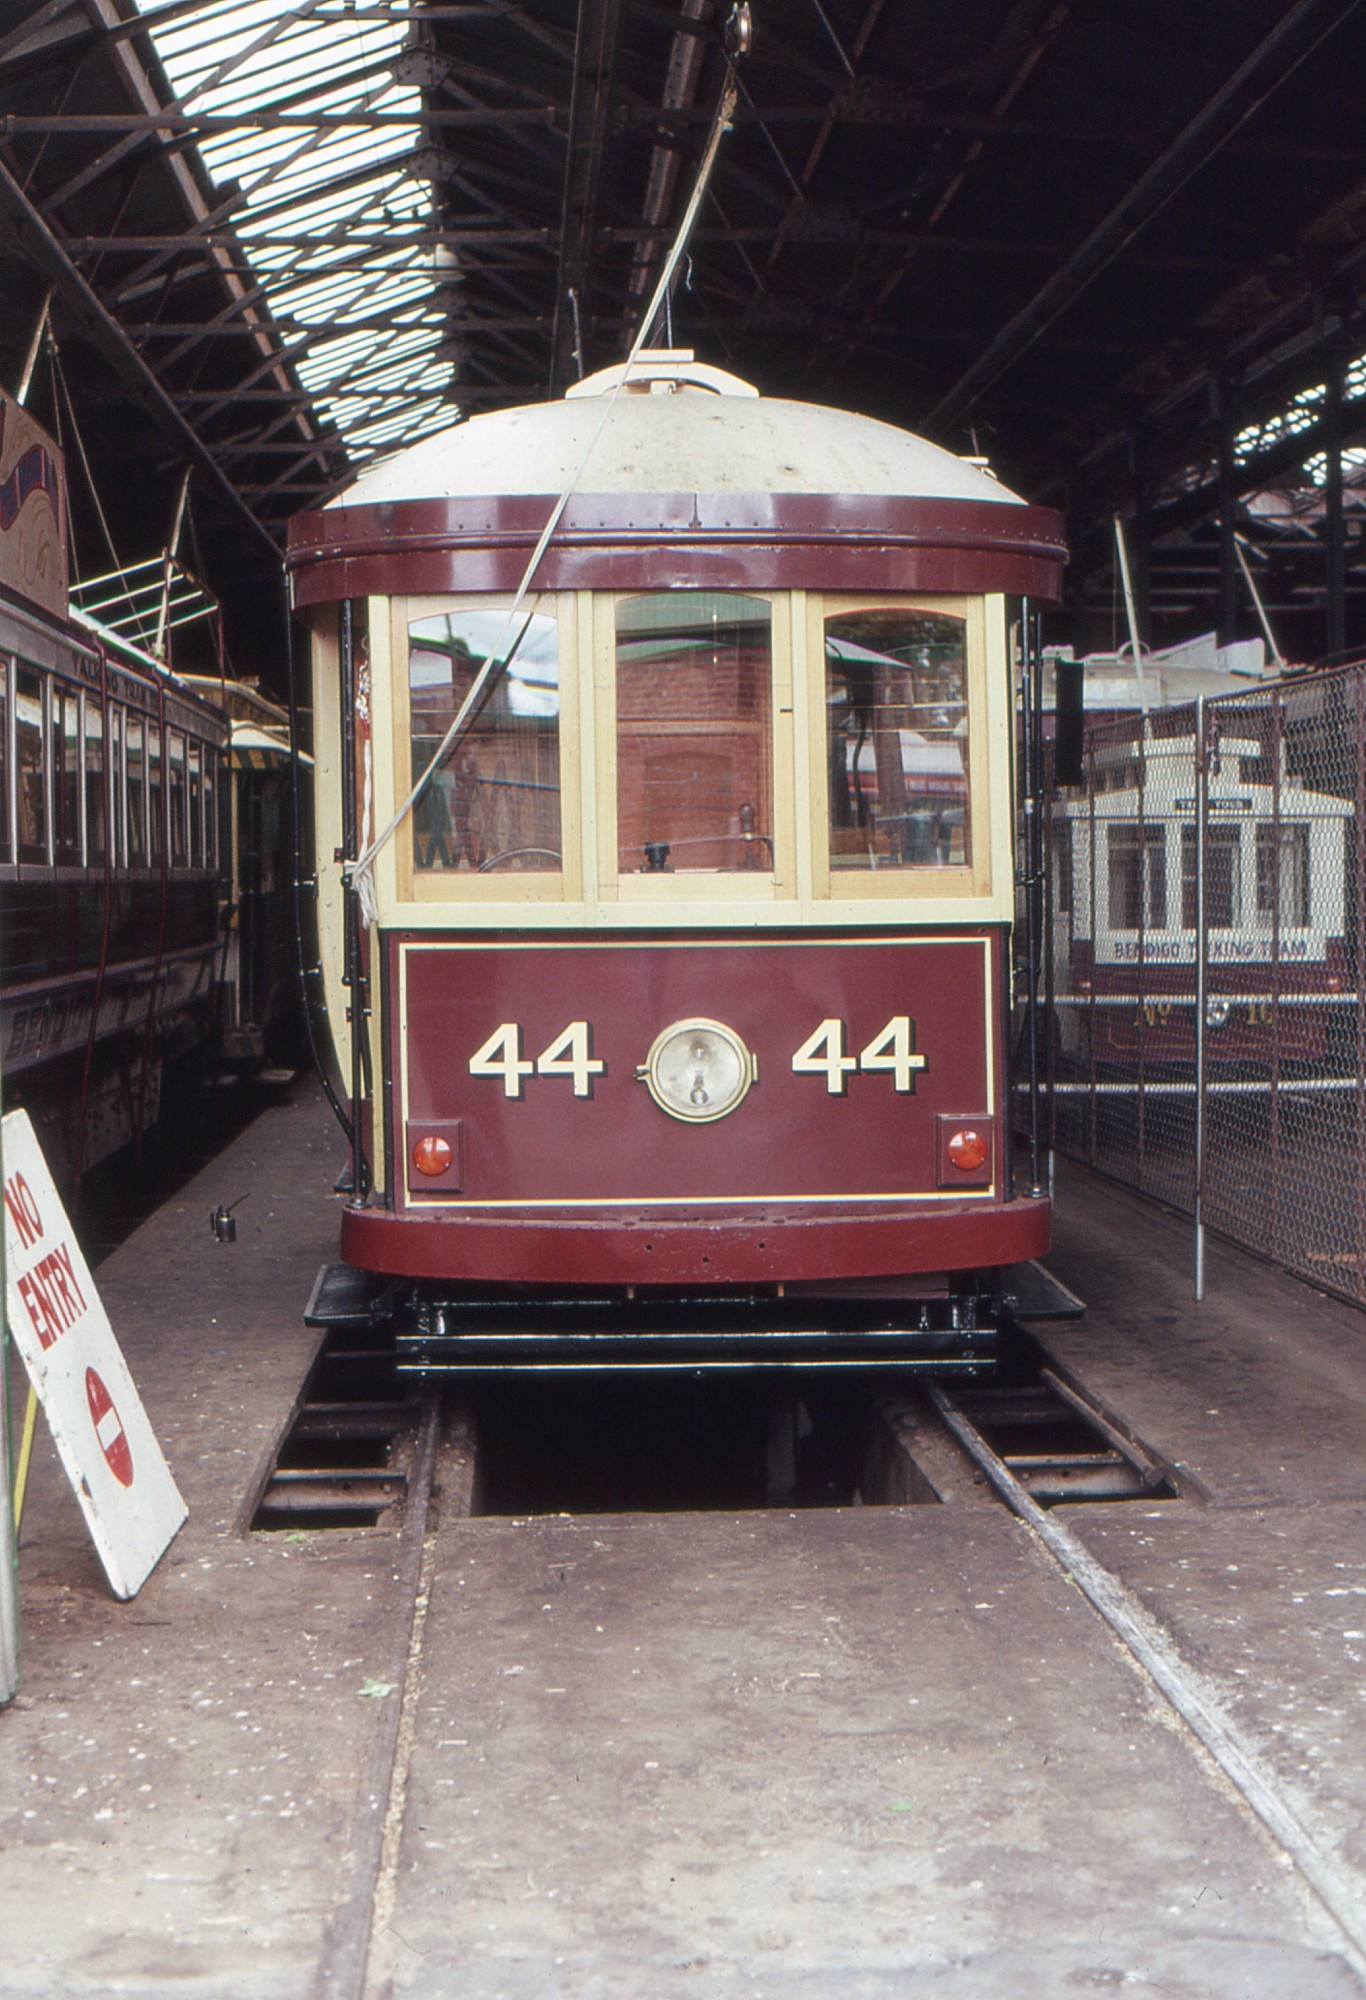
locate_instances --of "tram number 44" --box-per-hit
[469,1021,605,1098]
[468,1016,927,1099]
[790,1016,927,1095]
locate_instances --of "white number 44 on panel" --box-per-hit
[467,1015,927,1099]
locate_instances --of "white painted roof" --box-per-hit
[332,359,1028,510]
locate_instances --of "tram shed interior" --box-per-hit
[5,0,1366,1993]
[3,2,1366,678]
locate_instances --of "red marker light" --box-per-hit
[412,1135,453,1177]
[947,1128,988,1172]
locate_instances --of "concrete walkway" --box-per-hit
[0,1100,1363,1996]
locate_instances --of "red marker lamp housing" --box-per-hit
[946,1127,989,1173]
[411,1134,453,1178]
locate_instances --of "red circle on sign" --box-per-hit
[86,1367,134,1488]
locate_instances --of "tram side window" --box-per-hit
[1054,823,1074,916]
[616,592,772,874]
[1108,823,1167,929]
[109,704,124,866]
[168,730,188,866]
[16,666,46,864]
[188,739,204,867]
[148,725,164,865]
[202,745,217,871]
[1181,824,1240,929]
[1255,823,1310,927]
[126,712,147,866]
[826,610,969,870]
[85,690,106,864]
[408,608,561,873]
[0,658,10,863]
[53,685,81,864]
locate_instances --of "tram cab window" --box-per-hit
[85,693,106,864]
[1255,822,1310,927]
[408,608,561,874]
[1109,823,1166,929]
[0,658,11,863]
[615,592,772,874]
[54,686,81,864]
[825,610,969,870]
[16,666,46,864]
[1181,824,1240,929]
[126,712,148,866]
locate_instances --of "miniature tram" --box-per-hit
[288,352,1066,1367]
[0,388,228,1185]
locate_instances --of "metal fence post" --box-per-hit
[1195,695,1208,1302]
[1354,670,1366,1300]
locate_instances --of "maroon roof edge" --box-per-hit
[287,491,1067,607]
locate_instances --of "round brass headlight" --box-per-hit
[636,1018,757,1123]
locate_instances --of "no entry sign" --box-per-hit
[2,1110,186,1598]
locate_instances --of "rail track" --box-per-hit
[297,1348,1366,1998]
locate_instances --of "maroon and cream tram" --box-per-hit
[287,353,1066,1367]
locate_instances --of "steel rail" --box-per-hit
[929,1381,1366,1977]
[311,1396,442,2000]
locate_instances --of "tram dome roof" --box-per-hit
[333,354,1029,511]
[290,352,1065,607]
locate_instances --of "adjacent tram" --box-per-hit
[1051,725,1353,1069]
[287,353,1066,1368]
[0,387,228,1185]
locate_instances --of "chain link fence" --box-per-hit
[1033,662,1366,1308]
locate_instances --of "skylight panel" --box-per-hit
[136,0,456,461]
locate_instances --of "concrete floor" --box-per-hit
[2,1087,1365,1997]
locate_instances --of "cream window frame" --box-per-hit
[594,587,797,906]
[806,592,993,903]
[391,592,582,907]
